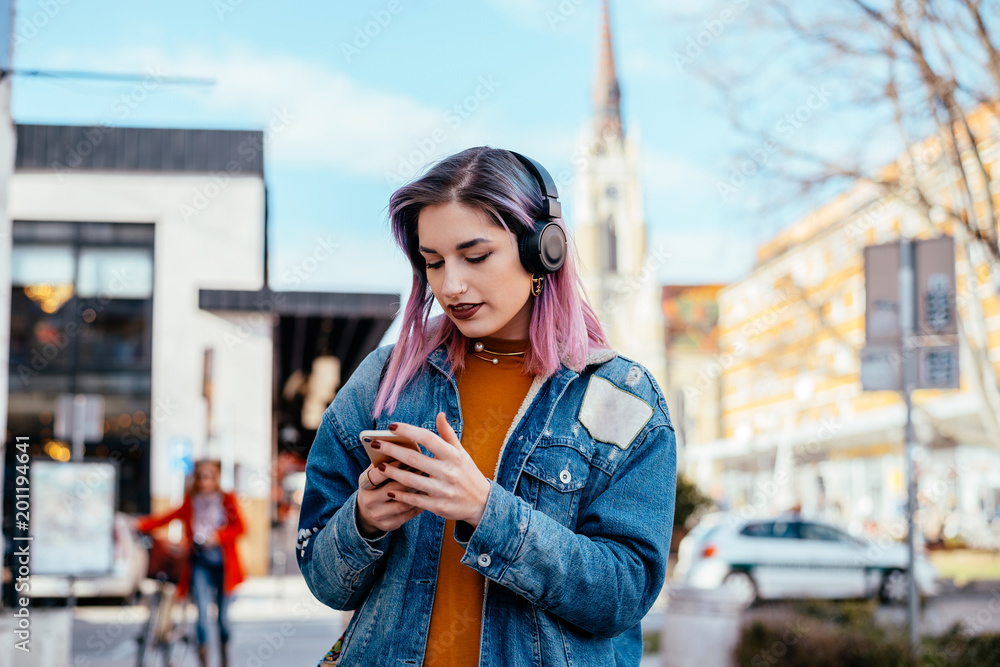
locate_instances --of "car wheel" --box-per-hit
[722,571,757,609]
[880,569,909,605]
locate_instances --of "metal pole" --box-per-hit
[71,393,86,460]
[898,237,919,656]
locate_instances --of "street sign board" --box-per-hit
[863,236,959,393]
[915,236,957,336]
[168,436,194,475]
[917,345,960,389]
[31,460,117,576]
[864,243,901,343]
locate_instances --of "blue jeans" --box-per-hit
[190,546,230,647]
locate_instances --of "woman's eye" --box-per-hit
[425,252,490,270]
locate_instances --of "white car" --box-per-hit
[673,513,939,608]
[28,512,149,602]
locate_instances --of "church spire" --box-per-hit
[593,0,623,146]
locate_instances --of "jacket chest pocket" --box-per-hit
[519,442,591,529]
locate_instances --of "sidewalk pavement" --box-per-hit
[40,574,1000,666]
[63,575,345,667]
[228,574,345,622]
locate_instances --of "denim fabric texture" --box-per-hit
[190,546,230,646]
[297,343,678,666]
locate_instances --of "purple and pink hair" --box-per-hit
[373,146,611,418]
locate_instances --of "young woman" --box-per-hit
[137,459,246,667]
[297,147,677,666]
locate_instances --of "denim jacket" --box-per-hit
[296,342,677,666]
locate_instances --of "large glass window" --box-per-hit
[11,244,75,286]
[5,221,154,515]
[77,247,153,299]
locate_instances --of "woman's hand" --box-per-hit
[355,461,424,539]
[371,412,491,527]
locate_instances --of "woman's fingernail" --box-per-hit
[371,440,381,449]
[387,492,396,499]
[377,463,385,472]
[387,423,398,431]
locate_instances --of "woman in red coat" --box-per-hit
[137,459,246,667]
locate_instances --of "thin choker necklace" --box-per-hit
[469,340,526,365]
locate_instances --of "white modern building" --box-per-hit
[5,124,397,575]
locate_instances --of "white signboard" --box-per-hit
[29,461,117,576]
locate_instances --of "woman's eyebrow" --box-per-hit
[418,237,491,254]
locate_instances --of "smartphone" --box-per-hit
[359,430,423,467]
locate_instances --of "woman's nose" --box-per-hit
[440,264,467,297]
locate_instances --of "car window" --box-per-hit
[799,522,850,542]
[740,522,773,538]
[771,521,800,539]
[740,521,800,538]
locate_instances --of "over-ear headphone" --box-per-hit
[509,151,568,275]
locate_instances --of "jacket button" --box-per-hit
[559,469,572,484]
[477,553,492,567]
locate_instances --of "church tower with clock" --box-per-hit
[574,0,667,385]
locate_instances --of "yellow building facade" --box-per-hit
[687,112,1000,544]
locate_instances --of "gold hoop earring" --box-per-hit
[531,274,545,297]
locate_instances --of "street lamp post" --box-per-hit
[898,238,920,655]
[862,235,959,659]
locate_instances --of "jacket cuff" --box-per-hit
[459,480,530,580]
[318,490,391,573]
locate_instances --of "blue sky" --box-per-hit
[11,0,817,301]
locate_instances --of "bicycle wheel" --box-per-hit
[136,587,164,667]
[159,585,192,667]
[170,596,196,667]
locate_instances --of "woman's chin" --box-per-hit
[450,315,494,338]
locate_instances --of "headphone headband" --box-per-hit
[509,151,562,220]
[508,150,567,276]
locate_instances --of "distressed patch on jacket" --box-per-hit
[578,376,653,449]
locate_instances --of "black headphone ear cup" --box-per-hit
[518,229,531,272]
[519,222,567,275]
[538,223,567,273]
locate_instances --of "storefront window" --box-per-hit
[77,247,153,299]
[6,221,154,514]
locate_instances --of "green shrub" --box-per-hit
[674,475,712,529]
[921,624,1000,666]
[733,600,1000,667]
[732,603,912,667]
[642,628,660,655]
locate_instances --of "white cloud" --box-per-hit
[184,48,517,180]
[271,229,411,294]
[24,44,516,181]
